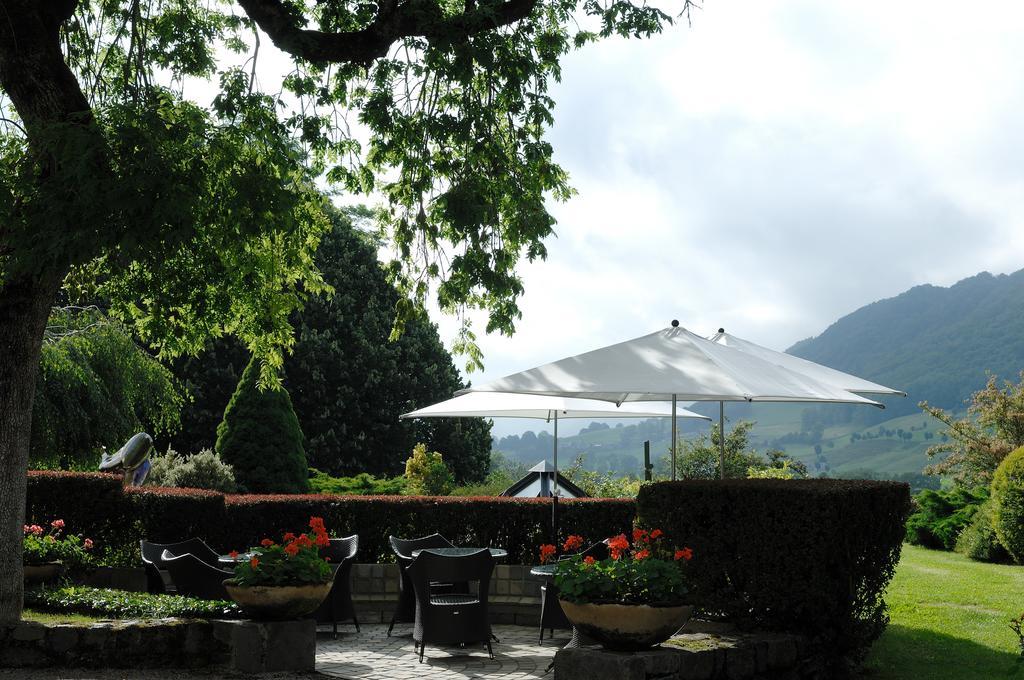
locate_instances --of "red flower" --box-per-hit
[563,535,584,552]
[260,538,275,547]
[283,532,296,542]
[229,550,239,559]
[634,548,651,561]
[649,529,663,540]
[632,528,648,543]
[309,517,326,532]
[674,548,693,562]
[84,538,94,550]
[315,532,330,548]
[539,544,557,564]
[295,534,313,548]
[249,557,260,569]
[284,542,300,557]
[583,556,596,566]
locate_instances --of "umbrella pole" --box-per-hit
[552,411,559,548]
[719,401,726,480]
[671,395,678,481]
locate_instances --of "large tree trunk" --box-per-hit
[0,274,61,624]
[0,0,92,625]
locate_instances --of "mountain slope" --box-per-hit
[788,269,1024,416]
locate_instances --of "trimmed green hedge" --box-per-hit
[25,472,635,565]
[221,494,635,564]
[637,479,911,671]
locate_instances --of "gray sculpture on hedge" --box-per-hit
[99,432,154,487]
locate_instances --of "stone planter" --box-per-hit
[559,599,693,651]
[24,562,63,585]
[224,580,332,620]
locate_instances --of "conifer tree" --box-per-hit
[216,357,309,494]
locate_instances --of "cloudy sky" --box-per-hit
[204,1,1024,437]
[421,0,1024,437]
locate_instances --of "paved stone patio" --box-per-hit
[316,623,569,679]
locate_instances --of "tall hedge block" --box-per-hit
[215,357,309,494]
[991,445,1024,563]
[637,479,911,671]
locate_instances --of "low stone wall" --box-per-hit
[553,624,808,680]
[0,618,228,668]
[0,618,316,673]
[351,563,545,627]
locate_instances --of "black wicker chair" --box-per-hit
[140,538,221,594]
[387,533,457,636]
[409,549,495,663]
[161,550,233,600]
[314,535,360,637]
[539,541,609,643]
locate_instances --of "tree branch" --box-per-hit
[237,0,539,64]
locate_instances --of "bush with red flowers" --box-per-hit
[552,528,692,606]
[228,517,333,587]
[23,518,95,569]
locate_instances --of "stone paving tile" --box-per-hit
[316,624,570,679]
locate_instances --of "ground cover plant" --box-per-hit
[24,586,241,620]
[865,545,1024,680]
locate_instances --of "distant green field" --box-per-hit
[865,545,1024,680]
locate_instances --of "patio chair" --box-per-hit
[140,538,221,594]
[408,548,495,663]
[313,534,360,637]
[161,550,233,600]
[386,533,459,636]
[539,541,609,643]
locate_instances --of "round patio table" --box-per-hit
[217,552,255,566]
[410,547,508,559]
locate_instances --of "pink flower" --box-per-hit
[84,538,94,550]
[30,525,44,536]
[51,519,65,530]
[23,525,31,534]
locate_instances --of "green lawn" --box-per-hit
[21,608,103,625]
[864,544,1024,679]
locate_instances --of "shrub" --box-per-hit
[404,443,454,495]
[25,586,240,619]
[166,449,237,492]
[955,499,1010,563]
[23,519,95,569]
[991,445,1024,563]
[905,486,988,550]
[145,448,181,487]
[637,479,911,673]
[308,468,406,495]
[215,356,309,494]
[145,448,237,492]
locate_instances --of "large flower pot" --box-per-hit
[24,562,63,585]
[224,580,332,620]
[559,599,693,651]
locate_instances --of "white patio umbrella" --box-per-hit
[400,392,709,537]
[462,321,883,480]
[708,329,906,397]
[706,329,904,477]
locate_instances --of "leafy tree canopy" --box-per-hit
[32,307,183,470]
[170,207,492,482]
[921,373,1024,487]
